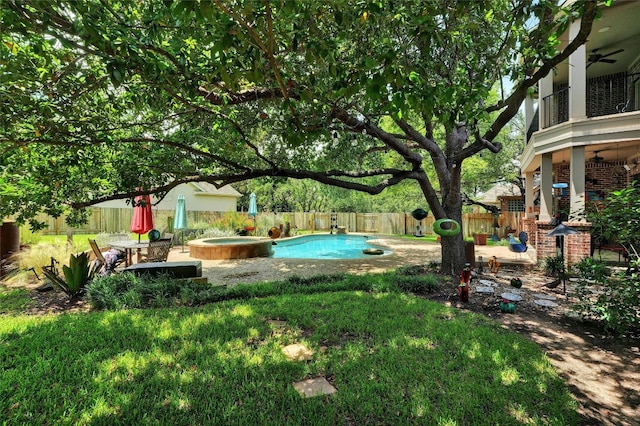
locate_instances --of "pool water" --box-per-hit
[271,234,391,259]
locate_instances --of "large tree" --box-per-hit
[1,0,600,274]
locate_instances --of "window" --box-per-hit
[507,199,525,212]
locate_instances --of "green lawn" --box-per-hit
[1,280,579,425]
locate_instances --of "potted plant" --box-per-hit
[473,233,487,245]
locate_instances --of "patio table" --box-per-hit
[109,240,149,266]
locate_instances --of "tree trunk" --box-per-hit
[439,208,466,276]
[436,127,468,276]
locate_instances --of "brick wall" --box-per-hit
[535,221,592,267]
[520,217,537,246]
[555,162,629,214]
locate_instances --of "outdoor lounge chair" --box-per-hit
[88,239,126,275]
[140,239,173,263]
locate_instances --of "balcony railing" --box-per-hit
[587,71,637,117]
[539,72,639,130]
[541,87,569,128]
[526,108,539,144]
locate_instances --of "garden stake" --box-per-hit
[459,263,472,302]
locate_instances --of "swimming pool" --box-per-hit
[271,234,391,259]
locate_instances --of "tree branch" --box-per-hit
[197,86,289,105]
[484,1,598,141]
[70,166,422,209]
[462,193,501,215]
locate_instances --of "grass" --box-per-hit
[0,272,579,425]
[399,233,504,246]
[37,233,148,251]
[4,233,148,287]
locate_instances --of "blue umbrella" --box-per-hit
[247,193,258,234]
[173,194,188,252]
[248,193,258,218]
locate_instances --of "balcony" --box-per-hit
[534,71,639,133]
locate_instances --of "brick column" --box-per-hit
[520,217,536,246]
[536,220,591,267]
[536,221,557,261]
[564,222,592,266]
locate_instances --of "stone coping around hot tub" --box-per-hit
[188,236,275,260]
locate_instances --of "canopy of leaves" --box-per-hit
[1,1,598,225]
[1,0,600,273]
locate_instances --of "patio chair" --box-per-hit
[140,239,173,263]
[88,239,126,274]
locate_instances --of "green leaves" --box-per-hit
[0,0,600,258]
[42,252,95,298]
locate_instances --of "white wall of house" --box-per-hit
[95,182,241,212]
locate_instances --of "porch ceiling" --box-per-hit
[522,140,640,173]
[551,140,640,165]
[555,0,640,81]
[521,113,640,173]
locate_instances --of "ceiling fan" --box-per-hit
[587,48,624,68]
[589,150,605,163]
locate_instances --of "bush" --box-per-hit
[542,255,565,277]
[571,257,640,334]
[19,226,42,246]
[84,269,444,311]
[394,274,440,294]
[86,272,188,309]
[396,264,439,275]
[3,242,74,286]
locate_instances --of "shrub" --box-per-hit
[394,274,440,294]
[542,255,565,277]
[19,226,42,246]
[571,257,640,334]
[41,252,97,299]
[284,273,347,286]
[198,228,235,239]
[396,264,437,276]
[3,242,74,286]
[85,269,443,311]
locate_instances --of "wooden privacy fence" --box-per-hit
[35,208,497,237]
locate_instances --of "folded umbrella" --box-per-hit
[173,194,188,252]
[130,194,154,242]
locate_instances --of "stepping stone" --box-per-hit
[282,343,314,361]
[293,377,337,398]
[534,299,559,308]
[475,286,495,294]
[501,293,523,302]
[532,293,557,300]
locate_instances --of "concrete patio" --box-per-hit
[165,235,538,287]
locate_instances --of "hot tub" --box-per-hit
[188,237,274,260]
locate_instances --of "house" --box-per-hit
[93,182,242,233]
[96,182,241,212]
[520,0,640,264]
[33,182,242,235]
[478,183,526,238]
[479,183,523,211]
